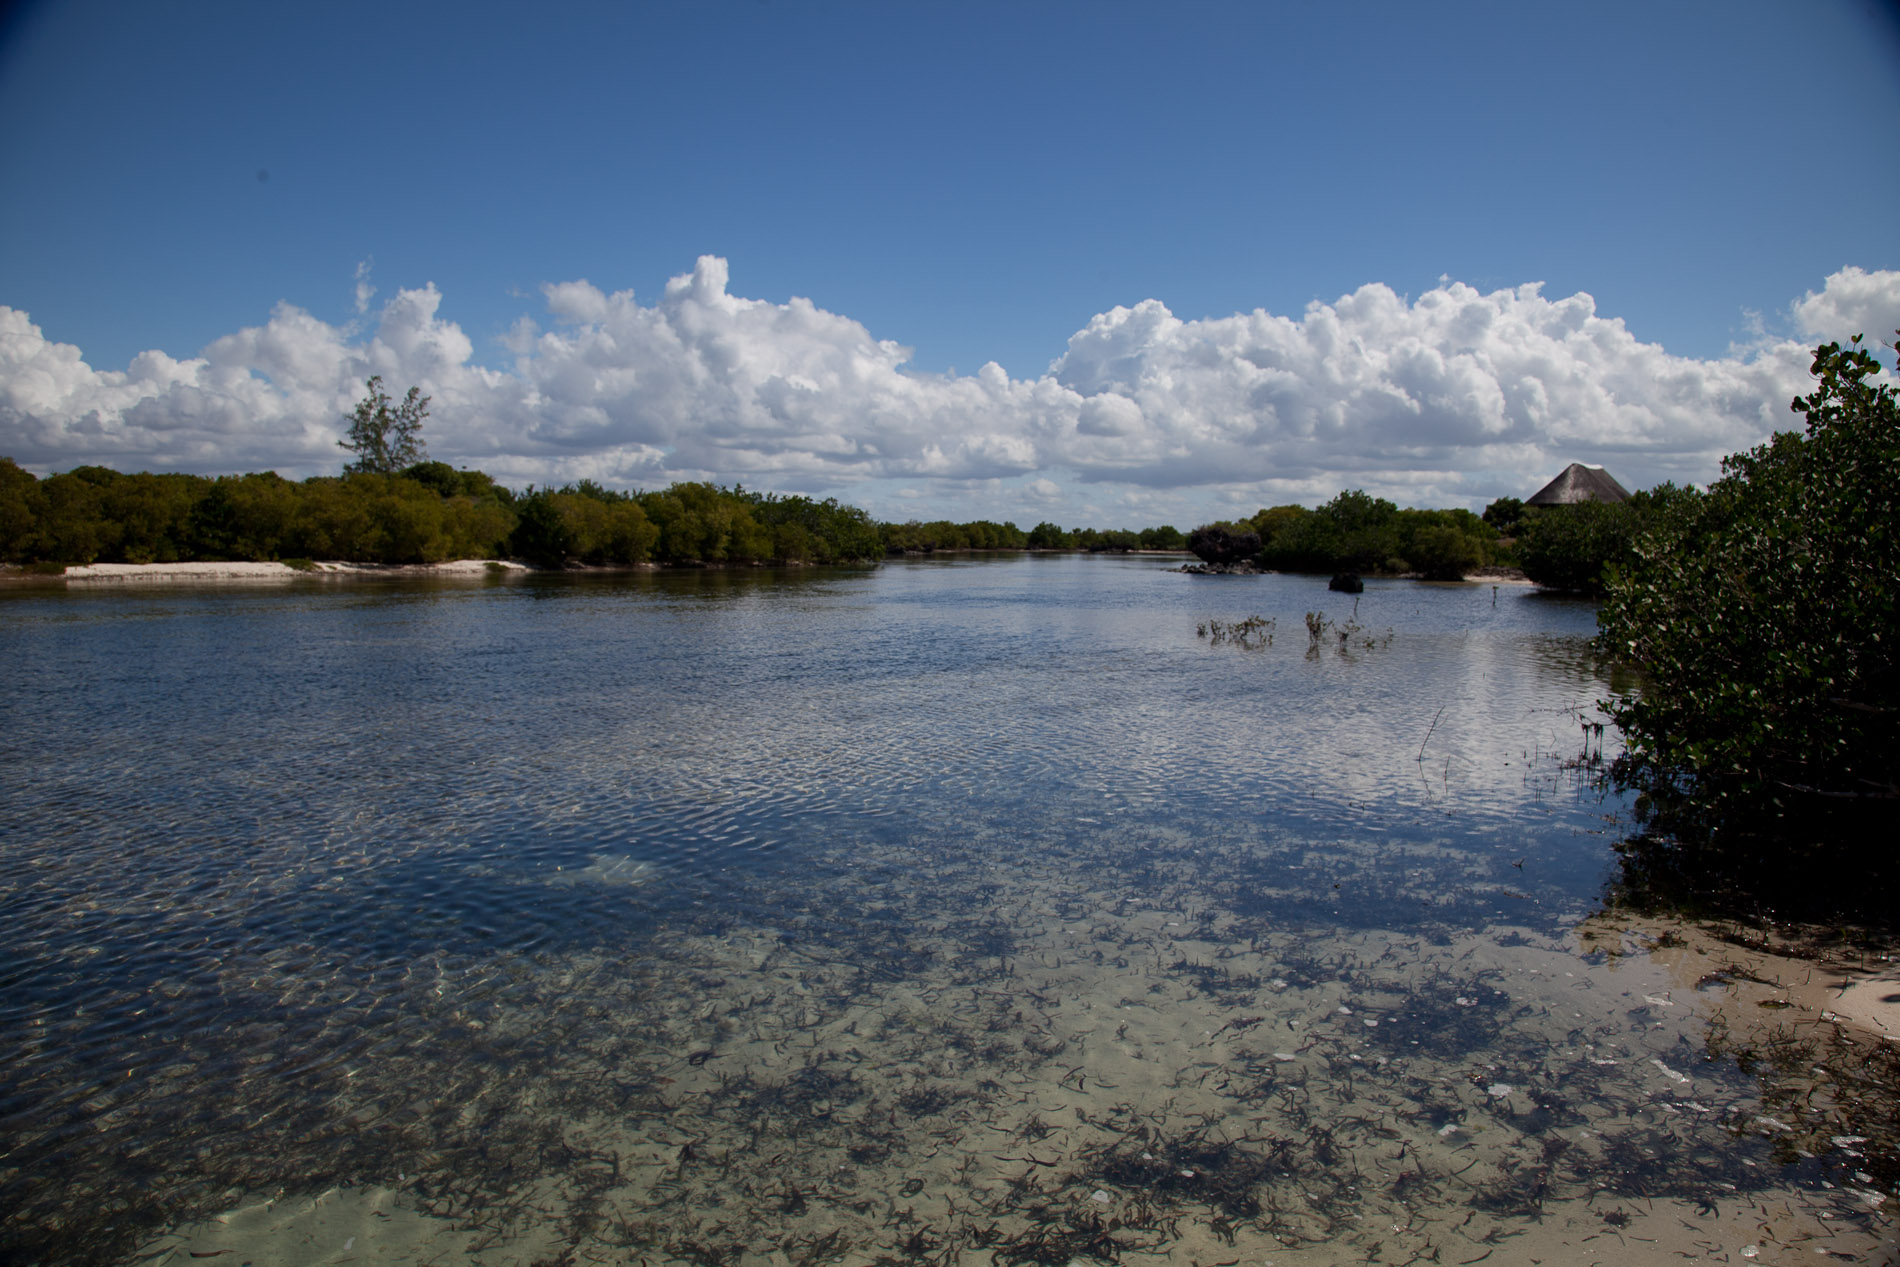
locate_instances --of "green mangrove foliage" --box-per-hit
[645,482,885,564]
[0,462,516,566]
[1072,527,1140,551]
[0,457,1194,570]
[877,520,1184,554]
[1137,524,1186,550]
[0,463,886,568]
[508,483,659,567]
[1186,522,1261,566]
[1596,336,1899,863]
[1513,486,1691,594]
[880,518,1031,552]
[513,479,884,567]
[1180,485,1722,588]
[1185,492,1500,579]
[1480,495,1528,536]
[1026,521,1073,550]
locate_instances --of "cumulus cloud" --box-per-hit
[1042,279,1854,505]
[1791,266,1900,346]
[3,259,1895,518]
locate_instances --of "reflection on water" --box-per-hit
[0,558,1892,1265]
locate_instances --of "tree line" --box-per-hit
[1185,493,1500,580]
[880,520,1188,553]
[0,457,1204,569]
[1182,493,1504,582]
[0,451,1674,584]
[0,461,894,568]
[1178,487,1694,589]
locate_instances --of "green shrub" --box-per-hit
[1516,500,1636,593]
[1404,520,1486,580]
[1186,522,1260,565]
[0,458,47,562]
[1598,335,1899,865]
[1138,524,1184,550]
[1481,496,1527,536]
[1026,521,1072,550]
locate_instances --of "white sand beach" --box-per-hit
[54,560,532,582]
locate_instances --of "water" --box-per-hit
[0,556,1892,1265]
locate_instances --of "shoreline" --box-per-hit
[1178,560,1533,583]
[0,556,1536,585]
[1,559,883,585]
[1,558,901,583]
[31,559,537,583]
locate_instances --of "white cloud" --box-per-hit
[1041,280,1824,501]
[1791,266,1900,346]
[3,259,1894,522]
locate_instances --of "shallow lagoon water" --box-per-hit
[0,555,1892,1265]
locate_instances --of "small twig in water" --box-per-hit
[1418,706,1446,762]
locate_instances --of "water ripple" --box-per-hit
[0,559,1682,1264]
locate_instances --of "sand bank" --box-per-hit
[51,559,531,582]
[1611,914,1900,1045]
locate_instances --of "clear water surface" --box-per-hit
[0,556,1890,1265]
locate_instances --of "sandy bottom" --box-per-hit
[131,1184,1889,1267]
[139,1200,1887,1267]
[136,904,1897,1267]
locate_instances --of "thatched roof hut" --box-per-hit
[1527,463,1631,506]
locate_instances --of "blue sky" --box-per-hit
[3,0,1898,527]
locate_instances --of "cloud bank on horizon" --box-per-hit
[3,260,1897,522]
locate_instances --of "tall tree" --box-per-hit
[338,376,429,474]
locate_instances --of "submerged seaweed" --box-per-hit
[10,809,1897,1267]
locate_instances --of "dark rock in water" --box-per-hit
[1329,573,1364,593]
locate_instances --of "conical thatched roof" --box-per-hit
[1527,463,1631,506]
